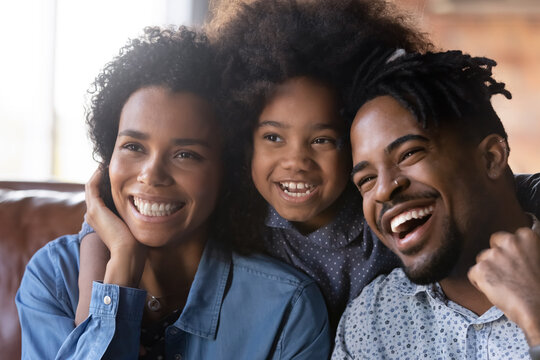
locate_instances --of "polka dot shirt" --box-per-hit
[262,187,400,330]
[332,268,530,360]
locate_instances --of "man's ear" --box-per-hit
[478,134,509,180]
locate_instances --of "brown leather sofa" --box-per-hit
[0,181,86,360]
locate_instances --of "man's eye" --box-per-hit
[263,134,283,142]
[358,175,376,187]
[399,148,423,162]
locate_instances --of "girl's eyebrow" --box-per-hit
[257,120,288,129]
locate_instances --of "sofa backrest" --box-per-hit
[0,181,85,360]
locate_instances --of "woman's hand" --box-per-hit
[85,168,147,288]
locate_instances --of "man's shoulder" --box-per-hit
[352,267,415,302]
[339,268,421,332]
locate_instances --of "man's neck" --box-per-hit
[439,276,493,315]
[438,200,532,315]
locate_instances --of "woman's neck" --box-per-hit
[140,230,207,302]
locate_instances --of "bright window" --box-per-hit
[0,0,205,182]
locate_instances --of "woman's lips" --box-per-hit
[131,196,184,217]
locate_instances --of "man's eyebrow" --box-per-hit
[350,134,429,180]
[257,120,289,129]
[385,134,429,154]
[118,129,148,140]
[351,161,369,179]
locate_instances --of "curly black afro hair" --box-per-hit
[85,26,247,248]
[202,0,432,250]
[345,48,512,145]
[86,26,218,168]
[208,0,431,121]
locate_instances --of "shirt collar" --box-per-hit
[174,238,231,340]
[264,186,365,248]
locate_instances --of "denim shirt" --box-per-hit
[16,234,330,360]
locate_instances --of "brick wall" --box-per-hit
[392,0,540,173]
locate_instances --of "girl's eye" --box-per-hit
[263,134,283,143]
[312,137,336,145]
[122,143,144,152]
[175,151,202,161]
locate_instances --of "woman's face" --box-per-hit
[108,86,222,247]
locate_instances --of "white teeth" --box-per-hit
[279,181,314,196]
[390,205,434,233]
[133,197,182,217]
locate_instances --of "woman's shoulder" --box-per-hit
[231,251,316,288]
[24,234,80,285]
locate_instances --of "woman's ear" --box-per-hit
[478,134,509,180]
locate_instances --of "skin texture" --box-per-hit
[79,86,223,328]
[251,77,350,233]
[350,95,540,345]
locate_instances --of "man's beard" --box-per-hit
[403,216,463,285]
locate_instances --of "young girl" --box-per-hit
[209,0,540,330]
[78,0,540,334]
[16,27,330,359]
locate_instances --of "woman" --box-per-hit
[16,26,330,359]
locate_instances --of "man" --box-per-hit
[332,49,540,359]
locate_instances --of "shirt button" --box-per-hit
[473,323,484,330]
[174,354,182,360]
[103,295,112,305]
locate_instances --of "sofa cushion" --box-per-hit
[0,183,85,360]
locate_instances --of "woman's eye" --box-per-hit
[122,143,143,152]
[175,151,202,161]
[263,134,283,143]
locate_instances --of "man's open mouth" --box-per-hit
[390,205,434,239]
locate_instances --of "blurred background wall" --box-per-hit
[392,0,539,174]
[0,0,538,183]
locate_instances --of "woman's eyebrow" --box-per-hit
[118,129,148,139]
[171,138,210,147]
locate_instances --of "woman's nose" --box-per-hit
[136,157,174,187]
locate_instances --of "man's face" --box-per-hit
[350,96,485,284]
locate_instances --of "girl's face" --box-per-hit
[251,77,351,233]
[109,86,222,247]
